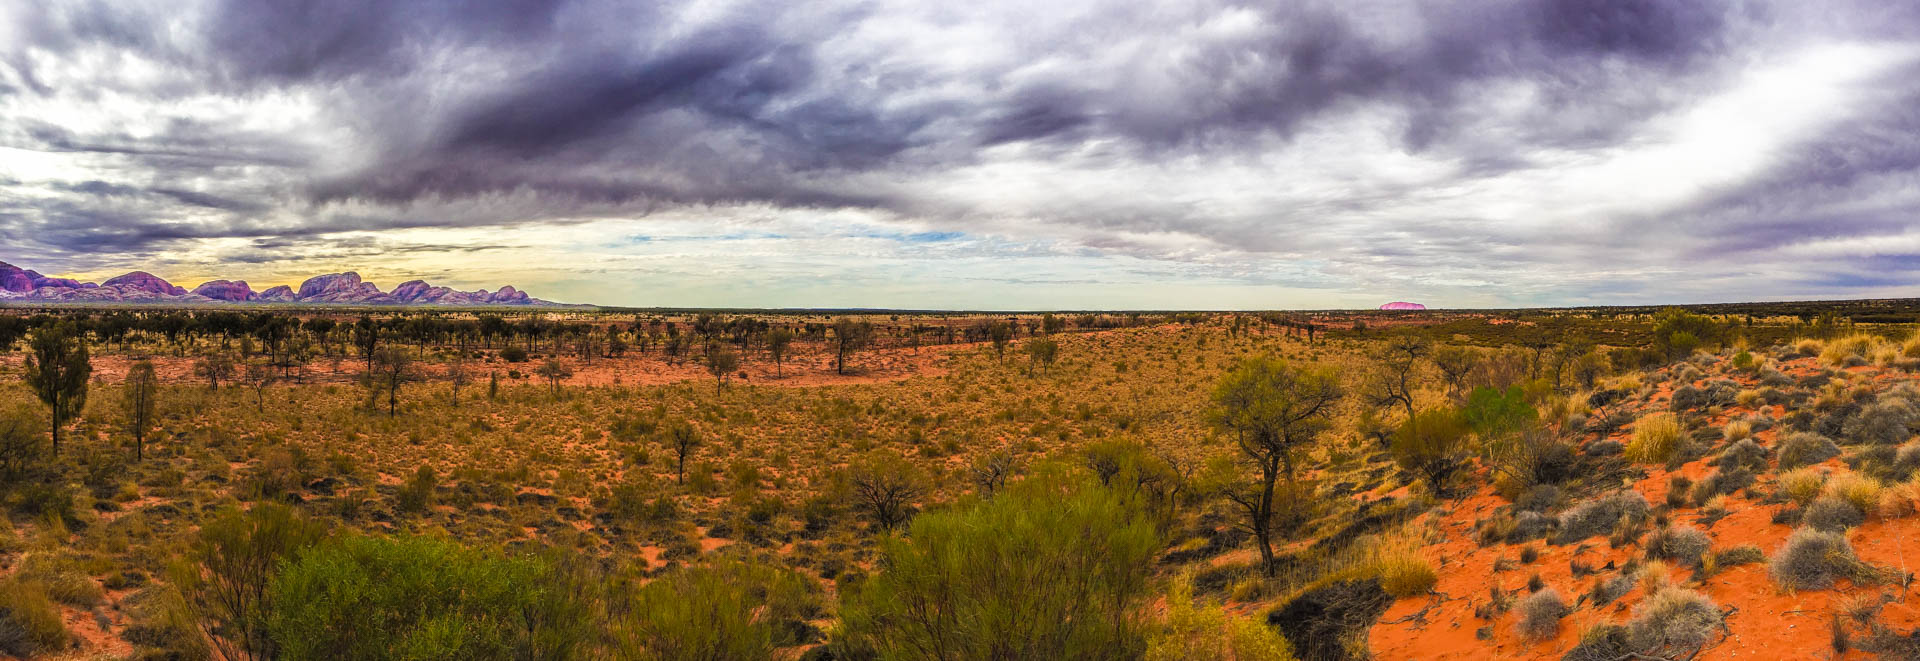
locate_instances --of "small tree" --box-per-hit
[1431,345,1477,402]
[535,358,572,397]
[364,348,418,417]
[1391,407,1472,495]
[243,361,276,412]
[487,371,499,400]
[706,342,740,392]
[1023,336,1059,375]
[848,450,926,532]
[1363,334,1429,418]
[831,318,874,375]
[765,328,794,378]
[1209,356,1341,576]
[988,321,1013,359]
[123,360,159,461]
[0,405,46,484]
[661,421,700,485]
[195,352,236,391]
[446,353,470,406]
[24,322,90,456]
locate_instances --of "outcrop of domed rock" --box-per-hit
[192,280,255,302]
[1378,301,1427,311]
[0,260,572,306]
[102,271,188,297]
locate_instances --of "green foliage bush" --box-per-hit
[0,578,69,658]
[834,467,1160,660]
[267,536,594,661]
[613,556,823,660]
[1391,407,1472,495]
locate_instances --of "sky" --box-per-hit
[2,0,1919,309]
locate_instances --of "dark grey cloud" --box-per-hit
[3,0,1919,306]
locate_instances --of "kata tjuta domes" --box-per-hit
[1378,301,1427,311]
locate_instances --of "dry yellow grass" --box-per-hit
[1779,468,1827,506]
[1723,420,1752,442]
[1626,413,1684,464]
[1878,480,1920,519]
[1824,472,1883,516]
[1821,333,1884,366]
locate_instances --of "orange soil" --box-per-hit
[1371,355,1920,659]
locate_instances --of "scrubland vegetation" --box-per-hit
[2,305,1920,658]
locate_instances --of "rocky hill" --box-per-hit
[0,261,572,306]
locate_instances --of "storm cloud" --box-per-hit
[2,0,1918,307]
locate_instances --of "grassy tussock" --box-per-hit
[1626,413,1683,464]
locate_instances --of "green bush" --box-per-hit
[0,578,69,658]
[177,503,327,661]
[834,466,1160,659]
[1390,407,1472,495]
[613,556,823,659]
[267,536,594,661]
[396,465,437,514]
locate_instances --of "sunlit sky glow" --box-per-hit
[4,0,1920,308]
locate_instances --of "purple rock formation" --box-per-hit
[0,262,34,292]
[192,280,255,302]
[0,260,569,306]
[257,285,297,302]
[103,271,188,296]
[298,272,363,300]
[1378,301,1427,311]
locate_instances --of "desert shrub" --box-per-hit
[119,585,210,661]
[1645,525,1711,567]
[1823,334,1882,366]
[1589,572,1636,606]
[1564,623,1633,661]
[1878,480,1920,518]
[1145,576,1296,661]
[1825,473,1884,514]
[1845,399,1917,445]
[500,346,528,362]
[1723,419,1752,441]
[1712,438,1767,472]
[0,578,69,658]
[1554,491,1649,545]
[1584,439,1623,456]
[834,468,1159,660]
[1390,407,1472,495]
[1896,442,1920,474]
[1778,432,1842,470]
[1704,545,1765,575]
[12,555,102,607]
[1366,533,1437,598]
[1627,589,1722,655]
[1771,528,1869,591]
[1267,579,1391,661]
[1514,484,1559,513]
[396,465,437,514]
[268,536,595,661]
[176,503,328,661]
[1626,414,1684,465]
[1514,588,1567,640]
[1670,384,1734,412]
[1804,496,1866,532]
[1507,511,1555,543]
[1689,466,1754,505]
[1779,467,1827,505]
[615,556,823,659]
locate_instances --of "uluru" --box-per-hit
[1378,301,1426,311]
